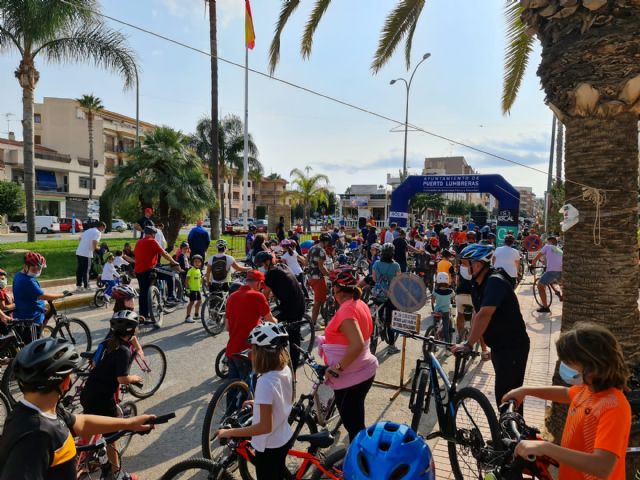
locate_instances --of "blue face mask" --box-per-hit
[559,361,583,385]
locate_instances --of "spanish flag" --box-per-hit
[245,0,255,50]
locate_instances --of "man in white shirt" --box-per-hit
[491,234,521,288]
[443,223,452,239]
[154,222,167,249]
[75,221,106,291]
[384,223,397,244]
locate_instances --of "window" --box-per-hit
[12,170,24,184]
[232,192,240,201]
[34,135,41,145]
[34,114,41,124]
[79,176,96,189]
[247,181,251,188]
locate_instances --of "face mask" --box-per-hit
[258,267,267,274]
[559,361,583,385]
[27,271,41,278]
[0,280,6,289]
[460,265,472,281]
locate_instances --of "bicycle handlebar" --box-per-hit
[293,344,339,378]
[395,329,481,358]
[499,400,536,462]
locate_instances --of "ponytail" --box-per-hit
[336,284,362,301]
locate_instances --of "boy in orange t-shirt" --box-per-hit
[503,323,631,479]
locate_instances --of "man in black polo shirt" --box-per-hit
[392,229,420,273]
[254,251,306,370]
[452,243,530,413]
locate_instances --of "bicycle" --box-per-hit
[200,284,234,336]
[93,268,131,308]
[0,389,10,436]
[320,280,337,323]
[368,299,391,354]
[214,346,229,379]
[147,265,184,327]
[396,329,501,480]
[76,412,175,480]
[531,268,563,309]
[176,408,345,480]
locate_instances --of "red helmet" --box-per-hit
[330,268,358,287]
[429,237,440,247]
[24,252,46,268]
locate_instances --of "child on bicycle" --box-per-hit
[0,337,154,479]
[503,322,631,480]
[184,255,203,324]
[216,322,294,480]
[101,253,120,302]
[80,310,145,480]
[431,272,454,342]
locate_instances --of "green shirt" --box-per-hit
[186,267,202,292]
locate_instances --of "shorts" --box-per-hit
[539,271,561,286]
[80,388,118,418]
[188,291,202,302]
[308,278,327,304]
[456,294,473,309]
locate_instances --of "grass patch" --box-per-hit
[0,233,315,281]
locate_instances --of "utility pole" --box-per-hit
[544,115,557,234]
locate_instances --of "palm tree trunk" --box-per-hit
[18,60,39,242]
[88,112,95,200]
[304,202,311,233]
[546,113,640,445]
[167,208,182,252]
[555,120,563,182]
[208,0,221,239]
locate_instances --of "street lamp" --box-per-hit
[390,52,431,179]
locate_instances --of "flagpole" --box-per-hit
[242,43,249,231]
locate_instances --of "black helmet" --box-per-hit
[319,233,331,243]
[249,225,256,231]
[13,338,79,392]
[110,310,140,335]
[254,251,273,267]
[143,224,157,235]
[381,242,395,255]
[180,241,189,248]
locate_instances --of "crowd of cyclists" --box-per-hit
[0,214,635,480]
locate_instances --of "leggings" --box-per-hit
[334,375,375,442]
[491,343,530,415]
[253,436,293,480]
[76,255,91,288]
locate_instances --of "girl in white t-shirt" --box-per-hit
[216,322,293,480]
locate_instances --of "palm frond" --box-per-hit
[501,1,533,114]
[0,25,23,54]
[36,22,138,89]
[403,12,419,71]
[301,0,332,59]
[371,0,425,74]
[268,0,301,75]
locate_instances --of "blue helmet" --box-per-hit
[337,254,349,265]
[459,243,494,263]
[343,422,435,480]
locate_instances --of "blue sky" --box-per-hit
[0,0,554,196]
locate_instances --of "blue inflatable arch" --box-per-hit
[388,174,520,236]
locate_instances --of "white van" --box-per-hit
[10,216,61,234]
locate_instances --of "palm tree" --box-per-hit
[105,126,216,249]
[76,94,103,200]
[0,0,137,241]
[282,167,329,233]
[249,167,263,218]
[191,115,261,226]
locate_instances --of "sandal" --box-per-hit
[481,351,491,361]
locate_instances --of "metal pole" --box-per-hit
[242,45,249,231]
[544,115,556,234]
[402,84,409,179]
[135,67,140,146]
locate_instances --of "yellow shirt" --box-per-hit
[186,267,202,292]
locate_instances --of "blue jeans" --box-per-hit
[103,279,118,296]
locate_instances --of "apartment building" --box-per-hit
[254,177,292,212]
[340,185,388,223]
[515,186,537,217]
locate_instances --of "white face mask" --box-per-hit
[0,280,6,289]
[258,266,267,274]
[459,265,473,281]
[27,271,41,278]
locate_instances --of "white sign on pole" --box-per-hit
[391,310,420,333]
[560,203,579,232]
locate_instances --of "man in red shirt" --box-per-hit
[134,225,180,323]
[224,270,274,379]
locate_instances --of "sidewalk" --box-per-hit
[431,279,562,479]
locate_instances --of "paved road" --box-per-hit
[66,299,473,479]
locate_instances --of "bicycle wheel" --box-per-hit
[52,318,92,353]
[299,314,316,354]
[202,379,253,459]
[0,390,11,435]
[215,348,229,379]
[93,289,107,308]
[201,295,225,336]
[174,281,185,303]
[117,400,138,456]
[309,447,347,480]
[148,286,164,327]
[159,458,233,480]
[448,386,503,480]
[128,344,167,399]
[1,359,22,406]
[532,278,553,308]
[369,318,379,354]
[411,368,430,432]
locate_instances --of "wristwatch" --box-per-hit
[334,362,343,371]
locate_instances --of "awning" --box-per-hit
[35,170,58,191]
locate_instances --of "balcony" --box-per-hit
[35,151,71,163]
[78,157,99,168]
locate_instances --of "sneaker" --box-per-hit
[104,294,111,303]
[194,314,201,320]
[120,473,138,480]
[387,345,401,355]
[185,316,195,324]
[74,287,84,293]
[166,298,179,306]
[536,306,551,313]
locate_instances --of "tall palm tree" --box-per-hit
[104,126,216,249]
[249,167,263,217]
[0,0,137,241]
[282,167,329,233]
[191,115,261,225]
[76,94,103,200]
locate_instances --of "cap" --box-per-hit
[245,270,265,283]
[105,252,114,260]
[144,207,153,215]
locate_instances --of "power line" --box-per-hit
[57,0,620,193]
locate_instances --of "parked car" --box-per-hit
[10,216,61,234]
[112,218,128,232]
[232,217,255,226]
[254,219,268,233]
[82,218,101,230]
[59,217,84,233]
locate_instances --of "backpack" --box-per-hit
[210,256,229,282]
[414,253,430,271]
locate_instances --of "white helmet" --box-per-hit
[247,322,289,349]
[436,272,450,284]
[112,285,138,299]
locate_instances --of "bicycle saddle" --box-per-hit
[297,430,335,449]
[232,349,251,362]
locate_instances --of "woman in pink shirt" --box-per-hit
[318,269,378,441]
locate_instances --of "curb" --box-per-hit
[39,277,78,289]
